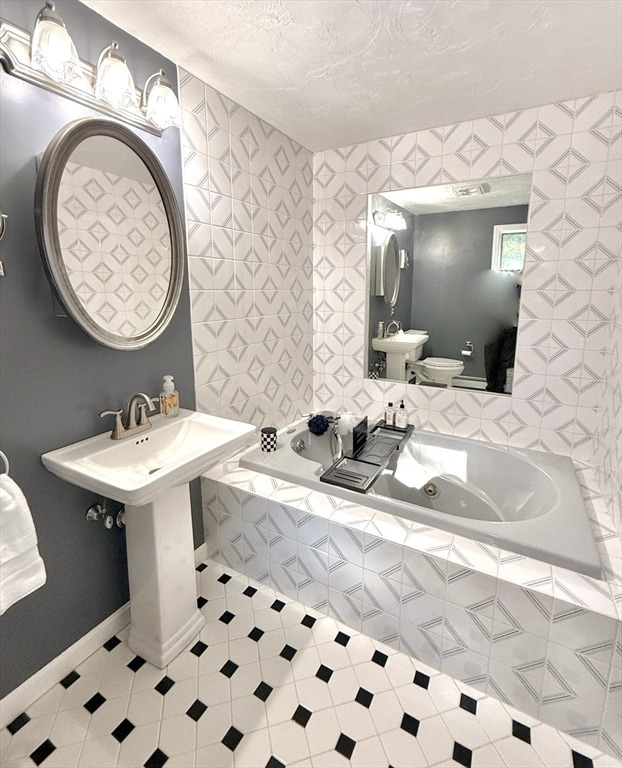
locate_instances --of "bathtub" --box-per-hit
[239,419,603,580]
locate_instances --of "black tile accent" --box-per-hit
[111,719,135,743]
[265,758,286,768]
[271,599,285,612]
[127,655,146,673]
[243,586,257,597]
[30,739,56,766]
[248,627,265,642]
[219,610,235,624]
[190,641,208,657]
[84,693,106,713]
[301,614,316,628]
[222,726,244,751]
[280,644,297,661]
[316,664,333,683]
[355,687,374,708]
[7,712,30,735]
[335,631,350,646]
[103,635,121,652]
[512,720,531,744]
[218,573,232,584]
[335,733,356,760]
[400,713,420,737]
[220,660,239,678]
[186,699,208,722]
[60,670,80,689]
[144,747,169,768]
[155,676,175,695]
[253,681,273,702]
[196,563,208,572]
[413,670,430,689]
[459,693,477,715]
[453,742,472,768]
[372,650,388,667]
[292,705,312,727]
[197,596,208,609]
[572,751,594,768]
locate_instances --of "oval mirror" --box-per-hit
[383,232,401,308]
[34,118,184,350]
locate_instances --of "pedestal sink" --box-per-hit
[372,330,429,380]
[42,409,255,667]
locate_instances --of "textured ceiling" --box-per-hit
[80,0,622,151]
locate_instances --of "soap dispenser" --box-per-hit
[160,375,179,418]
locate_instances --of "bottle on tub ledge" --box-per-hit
[395,399,408,428]
[383,401,396,426]
[160,375,180,418]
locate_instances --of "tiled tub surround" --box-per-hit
[1,560,614,768]
[311,89,622,545]
[201,458,621,759]
[179,70,314,430]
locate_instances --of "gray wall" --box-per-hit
[0,0,198,698]
[410,206,528,377]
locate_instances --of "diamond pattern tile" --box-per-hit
[0,557,611,768]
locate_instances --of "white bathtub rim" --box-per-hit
[207,426,619,621]
[240,421,604,582]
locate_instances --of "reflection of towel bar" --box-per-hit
[0,450,9,475]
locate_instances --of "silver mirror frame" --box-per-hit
[34,117,185,351]
[382,232,401,308]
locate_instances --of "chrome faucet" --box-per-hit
[100,393,157,440]
[386,319,402,336]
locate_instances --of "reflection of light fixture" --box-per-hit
[95,41,138,112]
[373,208,407,231]
[142,70,181,129]
[30,1,85,87]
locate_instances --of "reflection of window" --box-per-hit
[491,224,527,271]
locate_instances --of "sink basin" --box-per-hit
[42,409,255,506]
[372,332,429,354]
[41,408,256,668]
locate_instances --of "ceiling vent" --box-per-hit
[453,184,489,198]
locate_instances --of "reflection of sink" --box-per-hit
[42,409,255,506]
[372,331,429,380]
[42,409,255,668]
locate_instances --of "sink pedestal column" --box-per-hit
[385,352,408,381]
[124,484,205,668]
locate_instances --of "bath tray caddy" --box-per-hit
[320,420,413,493]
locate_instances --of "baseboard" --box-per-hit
[194,542,207,566]
[1,544,208,729]
[0,602,130,729]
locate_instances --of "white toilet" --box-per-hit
[412,357,465,387]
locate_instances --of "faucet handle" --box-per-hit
[100,409,125,440]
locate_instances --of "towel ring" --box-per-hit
[0,450,9,475]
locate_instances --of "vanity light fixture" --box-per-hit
[1,17,172,136]
[95,41,139,113]
[30,1,85,87]
[142,69,181,129]
[373,208,407,231]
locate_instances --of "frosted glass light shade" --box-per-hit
[95,42,139,113]
[145,71,181,129]
[31,2,85,87]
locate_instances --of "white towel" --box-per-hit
[0,473,47,615]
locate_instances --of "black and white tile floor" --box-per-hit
[1,559,618,768]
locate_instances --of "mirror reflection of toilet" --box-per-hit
[412,357,465,387]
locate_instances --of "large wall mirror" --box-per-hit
[366,174,531,394]
[35,118,185,350]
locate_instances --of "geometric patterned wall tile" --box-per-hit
[310,87,621,546]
